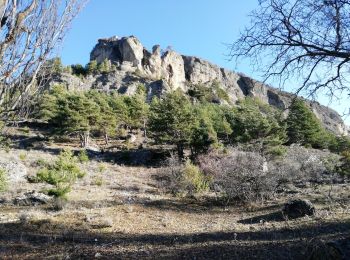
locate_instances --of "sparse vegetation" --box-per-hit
[198,149,277,203]
[1,6,349,258]
[78,150,89,163]
[19,152,27,161]
[36,150,85,198]
[0,168,7,192]
[160,155,210,196]
[339,150,350,176]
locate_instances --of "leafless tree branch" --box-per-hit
[0,0,88,120]
[230,0,350,101]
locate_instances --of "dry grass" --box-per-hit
[0,141,349,259]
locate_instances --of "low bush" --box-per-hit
[78,149,89,163]
[198,149,277,203]
[19,152,27,161]
[159,155,210,196]
[93,176,103,186]
[339,150,350,177]
[36,149,85,198]
[266,145,287,157]
[182,160,210,194]
[0,168,8,192]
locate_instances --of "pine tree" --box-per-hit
[98,59,111,74]
[47,92,100,148]
[149,90,196,158]
[86,90,117,145]
[86,60,98,75]
[286,99,325,147]
[230,97,286,144]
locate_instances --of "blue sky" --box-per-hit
[61,0,349,124]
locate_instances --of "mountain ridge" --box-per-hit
[49,35,349,136]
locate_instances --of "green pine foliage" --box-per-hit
[71,64,87,77]
[286,99,327,148]
[98,59,112,74]
[38,85,100,147]
[149,90,196,158]
[230,97,286,144]
[35,84,348,159]
[187,81,230,104]
[77,149,89,163]
[36,149,85,198]
[86,60,98,74]
[85,90,117,144]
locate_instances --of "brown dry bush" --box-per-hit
[158,154,210,196]
[198,149,278,203]
[197,146,340,203]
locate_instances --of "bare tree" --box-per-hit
[229,0,350,101]
[0,0,88,120]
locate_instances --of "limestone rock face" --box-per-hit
[47,73,91,92]
[183,56,223,84]
[161,51,186,91]
[53,35,348,135]
[90,36,144,69]
[90,36,121,64]
[119,36,144,68]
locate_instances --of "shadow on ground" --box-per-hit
[238,211,285,224]
[0,218,349,259]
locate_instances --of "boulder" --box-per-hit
[282,199,315,219]
[0,159,27,183]
[14,191,52,206]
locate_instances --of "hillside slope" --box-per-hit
[49,36,348,136]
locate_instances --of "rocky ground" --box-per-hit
[0,130,349,259]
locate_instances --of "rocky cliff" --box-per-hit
[52,36,348,135]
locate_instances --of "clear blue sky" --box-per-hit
[61,0,349,124]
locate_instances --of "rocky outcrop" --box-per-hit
[53,35,349,135]
[14,191,53,206]
[0,159,27,183]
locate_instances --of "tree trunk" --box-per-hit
[104,132,109,145]
[143,119,147,142]
[80,131,90,148]
[177,143,184,160]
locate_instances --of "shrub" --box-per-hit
[78,149,89,163]
[19,152,27,161]
[267,145,287,157]
[34,158,49,167]
[36,149,85,198]
[159,155,210,196]
[268,145,335,185]
[98,163,106,173]
[182,160,210,194]
[71,64,87,77]
[339,150,350,177]
[198,149,277,203]
[0,168,8,192]
[93,176,103,186]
